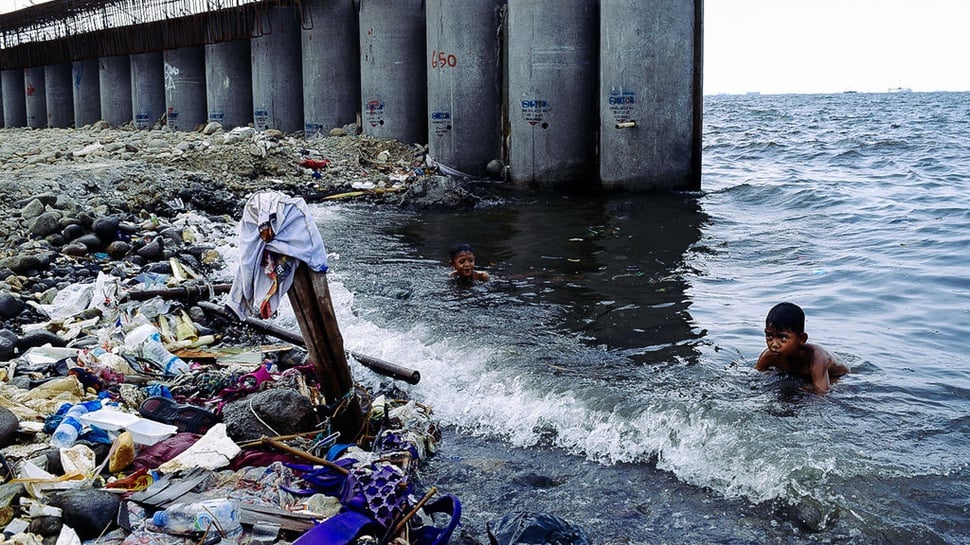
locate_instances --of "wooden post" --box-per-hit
[286,263,364,441]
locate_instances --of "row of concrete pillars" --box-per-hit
[0,0,701,190]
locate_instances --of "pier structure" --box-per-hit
[0,0,703,191]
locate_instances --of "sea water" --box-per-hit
[280,91,968,544]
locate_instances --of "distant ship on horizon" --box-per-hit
[888,86,913,93]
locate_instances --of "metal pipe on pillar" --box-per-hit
[45,62,74,128]
[251,5,303,132]
[359,0,427,144]
[425,0,503,176]
[130,52,165,130]
[506,0,598,188]
[99,55,132,127]
[301,0,360,138]
[164,46,207,131]
[24,67,47,128]
[73,59,101,128]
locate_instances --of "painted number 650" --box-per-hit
[431,49,457,69]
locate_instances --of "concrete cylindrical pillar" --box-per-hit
[164,46,207,131]
[73,59,101,127]
[302,0,360,137]
[359,0,427,144]
[205,39,252,129]
[0,83,4,128]
[45,63,74,128]
[251,6,303,132]
[99,55,132,127]
[426,0,503,176]
[25,67,48,128]
[130,52,165,129]
[600,0,697,190]
[506,0,598,187]
[2,69,26,127]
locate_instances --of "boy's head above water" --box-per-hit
[448,243,490,283]
[448,243,475,262]
[765,301,805,334]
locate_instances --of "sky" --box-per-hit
[704,0,970,94]
[1,0,969,95]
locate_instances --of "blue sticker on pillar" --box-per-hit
[431,111,451,136]
[608,87,636,124]
[521,99,550,128]
[365,99,385,127]
[254,109,269,129]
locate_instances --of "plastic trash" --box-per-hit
[50,400,102,449]
[124,323,190,375]
[152,499,242,539]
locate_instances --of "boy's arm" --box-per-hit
[754,349,772,371]
[806,346,838,394]
[806,361,831,394]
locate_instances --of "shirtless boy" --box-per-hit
[448,243,490,283]
[755,302,848,394]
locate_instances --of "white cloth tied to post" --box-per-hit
[227,190,329,320]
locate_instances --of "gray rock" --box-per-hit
[0,329,16,361]
[73,233,103,249]
[136,237,164,261]
[49,490,120,540]
[17,330,66,351]
[0,406,19,447]
[203,121,223,135]
[399,175,478,210]
[29,516,62,537]
[61,223,85,241]
[61,241,89,256]
[486,159,506,178]
[16,193,58,209]
[0,293,24,319]
[28,211,62,237]
[92,216,121,242]
[20,199,46,220]
[106,241,130,259]
[0,252,52,274]
[222,388,318,442]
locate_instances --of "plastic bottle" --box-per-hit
[124,323,190,375]
[152,499,242,539]
[50,400,102,448]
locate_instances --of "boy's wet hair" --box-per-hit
[449,243,475,261]
[765,302,805,333]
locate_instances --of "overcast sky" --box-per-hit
[2,0,969,95]
[705,0,970,94]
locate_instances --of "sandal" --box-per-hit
[138,396,218,434]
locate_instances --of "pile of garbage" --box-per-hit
[0,200,459,545]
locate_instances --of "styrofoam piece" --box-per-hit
[126,418,178,445]
[79,408,140,431]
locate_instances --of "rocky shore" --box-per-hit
[0,123,496,545]
[0,121,484,327]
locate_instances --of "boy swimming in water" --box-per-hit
[755,302,848,394]
[449,243,490,283]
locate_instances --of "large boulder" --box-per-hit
[399,176,478,210]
